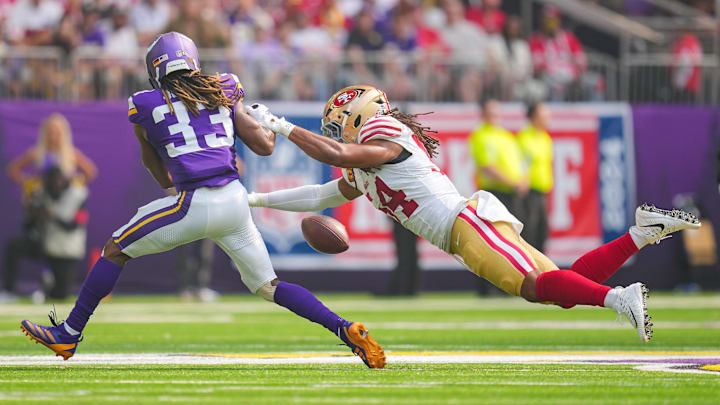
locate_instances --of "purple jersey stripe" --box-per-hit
[114,190,194,249]
[114,192,188,241]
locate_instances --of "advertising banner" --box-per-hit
[244,102,635,269]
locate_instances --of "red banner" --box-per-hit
[332,103,604,268]
[245,101,632,270]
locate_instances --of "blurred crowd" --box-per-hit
[588,0,715,16]
[0,0,712,103]
[0,0,602,102]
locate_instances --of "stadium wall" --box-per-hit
[0,101,717,293]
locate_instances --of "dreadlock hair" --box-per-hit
[383,108,440,159]
[159,70,242,117]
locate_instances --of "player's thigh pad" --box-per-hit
[451,206,542,296]
[206,182,276,293]
[517,235,559,273]
[214,221,276,294]
[112,190,204,258]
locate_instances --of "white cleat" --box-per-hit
[610,282,652,342]
[631,203,700,247]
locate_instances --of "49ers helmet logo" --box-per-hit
[333,90,358,107]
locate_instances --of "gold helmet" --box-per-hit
[321,85,391,143]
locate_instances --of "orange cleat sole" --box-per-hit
[345,322,386,369]
[20,324,74,360]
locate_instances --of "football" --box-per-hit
[301,215,350,254]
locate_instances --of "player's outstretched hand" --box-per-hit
[248,103,295,138]
[247,103,270,121]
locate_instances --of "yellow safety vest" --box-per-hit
[468,123,525,193]
[517,125,553,193]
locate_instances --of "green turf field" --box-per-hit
[2,293,719,404]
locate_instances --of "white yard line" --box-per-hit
[1,352,718,378]
[0,351,718,367]
[1,295,718,320]
[368,321,720,330]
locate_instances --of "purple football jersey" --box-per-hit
[128,73,244,191]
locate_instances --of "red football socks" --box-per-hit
[535,270,612,307]
[570,233,638,284]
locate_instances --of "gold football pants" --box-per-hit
[450,201,558,296]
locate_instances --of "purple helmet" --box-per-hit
[145,32,200,89]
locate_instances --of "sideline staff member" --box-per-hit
[518,101,553,251]
[469,99,528,216]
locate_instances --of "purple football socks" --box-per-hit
[273,281,346,336]
[65,257,123,333]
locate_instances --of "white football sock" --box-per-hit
[603,287,621,309]
[64,322,80,336]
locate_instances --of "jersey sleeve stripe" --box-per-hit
[359,131,401,143]
[360,125,402,136]
[363,118,400,127]
[127,96,137,116]
[360,129,402,141]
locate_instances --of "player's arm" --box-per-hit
[247,104,402,168]
[133,124,173,189]
[248,178,362,212]
[288,126,402,168]
[233,102,275,156]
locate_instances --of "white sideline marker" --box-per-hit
[1,351,719,375]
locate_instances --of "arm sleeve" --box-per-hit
[249,178,350,212]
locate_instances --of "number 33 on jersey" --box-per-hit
[342,114,467,253]
[127,73,244,191]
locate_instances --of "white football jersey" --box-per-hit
[342,114,467,252]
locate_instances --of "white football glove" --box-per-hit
[246,192,268,207]
[247,103,295,137]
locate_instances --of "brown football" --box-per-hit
[301,215,350,254]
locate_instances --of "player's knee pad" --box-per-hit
[255,282,276,302]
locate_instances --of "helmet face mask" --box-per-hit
[145,32,200,89]
[321,86,390,144]
[321,120,345,142]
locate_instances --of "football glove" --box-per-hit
[248,103,295,137]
